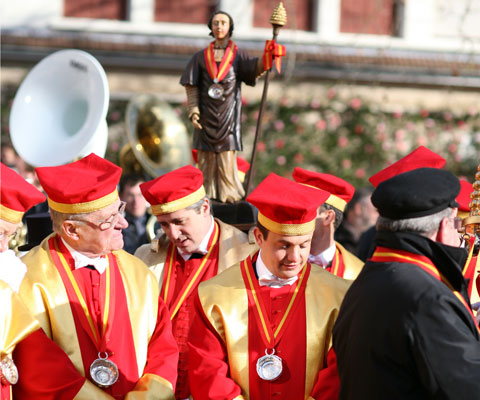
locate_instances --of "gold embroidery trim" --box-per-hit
[258,212,315,235]
[151,186,206,215]
[48,190,119,214]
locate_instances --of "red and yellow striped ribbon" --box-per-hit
[50,237,113,348]
[204,40,238,83]
[263,40,286,73]
[161,222,219,320]
[371,246,479,333]
[241,255,310,348]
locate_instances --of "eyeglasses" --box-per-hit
[69,201,126,231]
[0,231,17,242]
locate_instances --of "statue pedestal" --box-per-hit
[211,200,256,233]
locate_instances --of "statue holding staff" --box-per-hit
[180,10,285,203]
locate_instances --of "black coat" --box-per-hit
[333,231,480,399]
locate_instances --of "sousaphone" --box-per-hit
[9,49,109,166]
[123,94,191,178]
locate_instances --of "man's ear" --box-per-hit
[253,227,265,247]
[201,198,210,216]
[62,220,81,241]
[435,215,460,247]
[324,209,336,226]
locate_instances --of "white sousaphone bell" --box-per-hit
[10,49,109,167]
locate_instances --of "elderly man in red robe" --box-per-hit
[188,173,350,399]
[1,163,94,399]
[17,154,178,399]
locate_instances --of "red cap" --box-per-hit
[456,180,473,218]
[1,163,46,224]
[247,173,330,235]
[236,156,250,183]
[35,153,121,214]
[369,146,446,188]
[292,167,354,212]
[140,165,205,215]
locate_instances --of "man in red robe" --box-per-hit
[0,163,93,399]
[293,167,364,279]
[17,154,178,399]
[135,165,257,399]
[188,173,350,399]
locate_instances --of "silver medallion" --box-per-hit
[90,352,119,388]
[256,349,283,381]
[0,356,18,385]
[208,83,224,99]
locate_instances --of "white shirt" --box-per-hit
[256,250,298,288]
[61,238,108,274]
[308,243,336,268]
[0,249,27,293]
[177,216,215,261]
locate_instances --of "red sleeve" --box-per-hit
[188,292,242,400]
[310,347,340,400]
[142,297,179,389]
[12,328,86,399]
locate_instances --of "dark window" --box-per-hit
[64,0,127,20]
[340,0,402,36]
[154,0,216,23]
[253,0,313,32]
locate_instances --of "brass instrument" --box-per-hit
[10,49,109,167]
[9,49,109,252]
[124,94,191,178]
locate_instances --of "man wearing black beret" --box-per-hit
[333,167,480,399]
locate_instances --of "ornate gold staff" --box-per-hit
[463,164,480,239]
[245,2,287,196]
[462,164,480,314]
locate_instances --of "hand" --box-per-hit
[191,113,203,130]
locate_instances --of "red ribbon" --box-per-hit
[263,40,286,73]
[371,246,479,332]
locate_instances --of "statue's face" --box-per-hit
[211,13,230,41]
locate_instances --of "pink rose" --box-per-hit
[338,136,349,148]
[275,139,285,149]
[350,98,362,110]
[257,141,266,152]
[316,119,327,130]
[294,153,304,164]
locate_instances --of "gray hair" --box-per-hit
[376,207,453,237]
[49,208,90,233]
[185,196,211,214]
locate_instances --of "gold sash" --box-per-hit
[19,234,159,378]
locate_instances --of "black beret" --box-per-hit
[372,167,460,219]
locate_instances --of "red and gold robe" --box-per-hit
[188,253,350,400]
[18,234,178,399]
[135,219,257,398]
[1,280,90,400]
[317,241,364,280]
